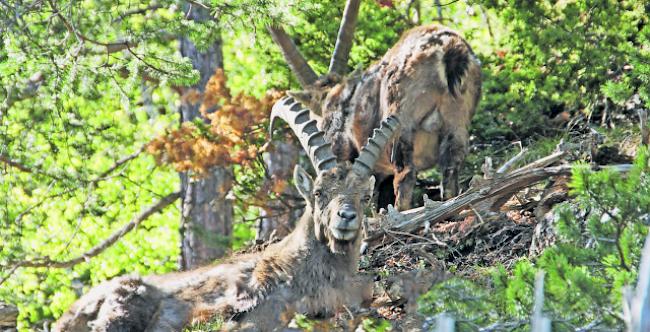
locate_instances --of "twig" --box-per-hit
[478,4,494,38]
[469,204,485,224]
[342,304,354,321]
[92,146,145,182]
[0,154,33,173]
[49,0,136,54]
[184,0,210,10]
[112,4,163,23]
[496,142,526,174]
[510,150,566,174]
[639,109,649,145]
[0,266,19,288]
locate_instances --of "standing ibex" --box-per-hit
[268,0,482,210]
[54,98,399,332]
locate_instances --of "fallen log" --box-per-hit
[367,163,632,240]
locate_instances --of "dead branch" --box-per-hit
[267,25,318,88]
[367,163,631,240]
[510,150,566,174]
[496,142,526,174]
[6,191,180,270]
[329,0,361,75]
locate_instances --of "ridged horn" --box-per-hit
[270,96,337,173]
[352,116,400,178]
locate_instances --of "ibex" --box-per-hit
[54,98,400,331]
[268,0,482,210]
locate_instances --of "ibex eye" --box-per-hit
[363,195,371,202]
[314,190,323,197]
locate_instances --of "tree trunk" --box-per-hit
[0,302,18,332]
[178,6,233,270]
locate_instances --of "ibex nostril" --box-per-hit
[337,209,356,220]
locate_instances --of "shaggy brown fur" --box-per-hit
[53,164,375,332]
[290,25,482,209]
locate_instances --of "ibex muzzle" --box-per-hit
[335,203,359,239]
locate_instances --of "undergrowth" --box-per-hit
[418,147,649,331]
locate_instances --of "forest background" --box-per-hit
[1,0,649,330]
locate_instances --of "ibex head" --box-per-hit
[293,163,371,253]
[271,96,399,254]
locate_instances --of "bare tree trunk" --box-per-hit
[0,302,17,332]
[178,5,233,270]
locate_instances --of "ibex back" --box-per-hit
[54,98,399,331]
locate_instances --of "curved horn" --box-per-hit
[352,116,400,178]
[270,96,337,173]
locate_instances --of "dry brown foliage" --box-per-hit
[147,69,283,174]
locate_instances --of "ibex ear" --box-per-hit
[288,90,324,116]
[293,165,314,202]
[367,176,376,191]
[287,90,313,107]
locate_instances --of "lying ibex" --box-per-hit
[54,97,399,332]
[269,0,482,210]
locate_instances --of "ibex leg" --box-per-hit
[392,134,416,211]
[438,129,469,199]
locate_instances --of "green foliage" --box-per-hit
[472,0,649,142]
[221,0,410,96]
[360,317,393,332]
[184,317,223,332]
[0,1,190,328]
[419,148,650,330]
[288,314,392,331]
